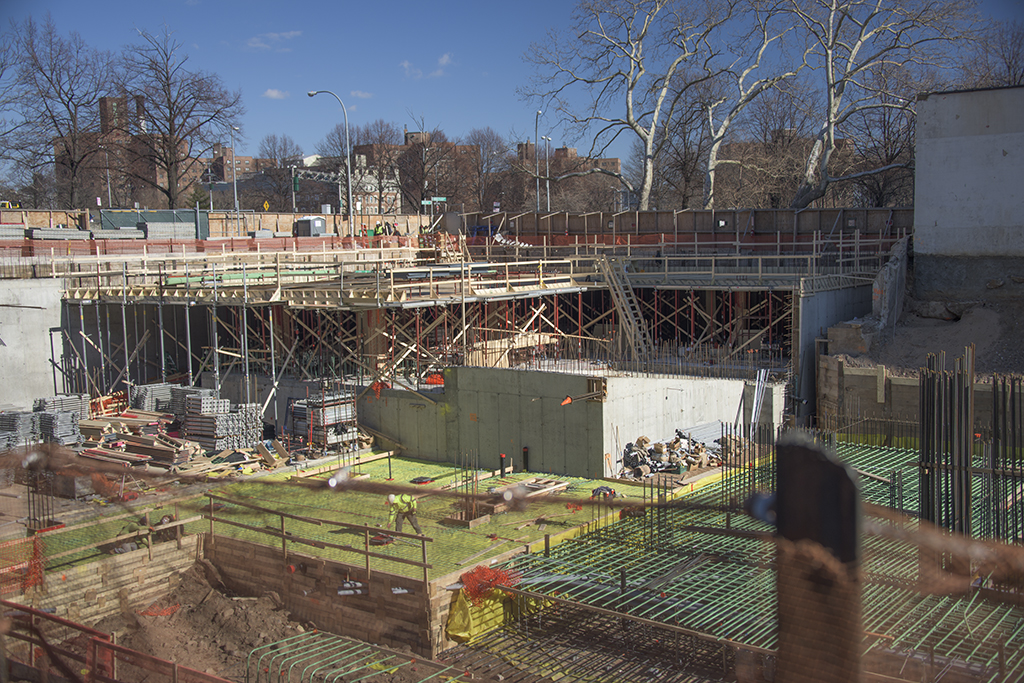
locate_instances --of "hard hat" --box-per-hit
[387,494,396,504]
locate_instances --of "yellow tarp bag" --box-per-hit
[445,590,507,643]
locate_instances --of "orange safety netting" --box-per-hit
[460,565,521,605]
[425,373,444,385]
[138,602,181,617]
[0,536,44,595]
[370,381,391,399]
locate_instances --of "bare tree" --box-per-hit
[351,119,403,215]
[10,16,115,209]
[788,0,974,209]
[960,19,1024,87]
[845,64,920,207]
[119,26,244,209]
[464,127,508,213]
[257,133,303,166]
[524,0,736,210]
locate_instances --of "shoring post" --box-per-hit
[544,534,550,558]
[281,514,287,562]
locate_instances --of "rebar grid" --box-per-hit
[493,438,1024,682]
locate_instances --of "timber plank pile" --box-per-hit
[79,410,201,467]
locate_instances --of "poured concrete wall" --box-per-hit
[0,279,63,409]
[358,367,784,479]
[914,86,1024,300]
[795,286,873,424]
[601,376,785,473]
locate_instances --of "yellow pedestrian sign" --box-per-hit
[263,200,270,211]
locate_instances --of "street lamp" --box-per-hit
[534,110,542,212]
[230,125,240,235]
[541,136,551,212]
[308,90,353,235]
[99,145,113,209]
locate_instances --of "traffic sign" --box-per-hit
[432,197,447,202]
[263,200,270,211]
[420,200,432,206]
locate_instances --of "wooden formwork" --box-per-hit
[204,535,436,656]
[11,537,200,626]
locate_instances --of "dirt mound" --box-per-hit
[842,301,1024,378]
[91,564,305,680]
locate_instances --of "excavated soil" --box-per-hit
[87,563,454,683]
[838,300,1024,378]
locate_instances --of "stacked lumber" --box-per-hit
[80,447,152,465]
[78,411,200,469]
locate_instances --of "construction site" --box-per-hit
[0,84,1019,683]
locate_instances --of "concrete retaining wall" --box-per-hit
[914,86,1024,300]
[0,279,64,409]
[817,355,995,427]
[795,286,873,423]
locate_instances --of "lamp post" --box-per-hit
[290,165,296,213]
[534,110,542,212]
[101,145,112,208]
[230,125,240,235]
[308,90,353,235]
[541,135,551,212]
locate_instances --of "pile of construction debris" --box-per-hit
[618,430,730,479]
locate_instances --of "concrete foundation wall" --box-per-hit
[601,376,785,473]
[817,355,996,427]
[796,286,873,423]
[914,87,1024,300]
[0,279,63,409]
[358,367,785,479]
[914,87,1024,258]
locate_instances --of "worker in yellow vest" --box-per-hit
[387,493,422,535]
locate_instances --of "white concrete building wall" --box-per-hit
[0,279,64,410]
[915,86,1024,257]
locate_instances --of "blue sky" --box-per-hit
[4,0,1023,163]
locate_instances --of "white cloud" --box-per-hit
[428,53,453,78]
[351,90,373,99]
[247,31,302,51]
[400,60,423,79]
[263,89,289,100]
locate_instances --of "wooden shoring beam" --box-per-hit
[61,329,100,396]
[77,329,124,384]
[492,303,547,368]
[110,329,151,389]
[385,308,453,372]
[722,302,793,362]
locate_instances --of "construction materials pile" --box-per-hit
[0,411,40,449]
[79,410,203,467]
[37,411,81,445]
[130,383,177,412]
[292,390,357,447]
[170,386,216,417]
[183,398,262,452]
[618,430,724,478]
[34,393,89,415]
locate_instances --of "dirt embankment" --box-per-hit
[838,301,1024,379]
